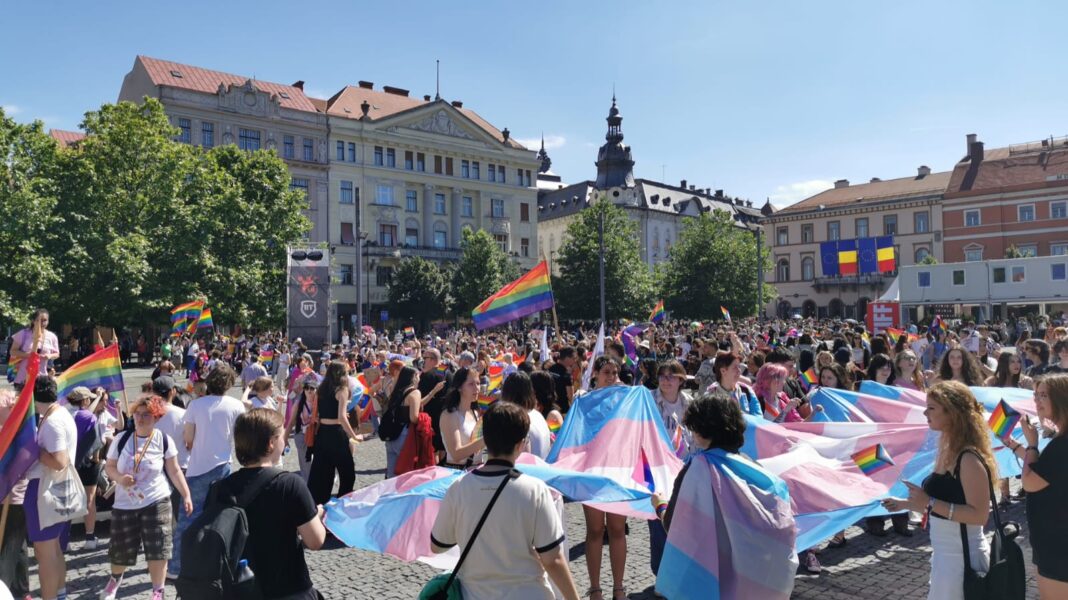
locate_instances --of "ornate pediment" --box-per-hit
[217,79,281,118]
[406,109,475,140]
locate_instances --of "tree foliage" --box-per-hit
[555,199,655,320]
[658,210,772,319]
[450,227,518,317]
[387,256,449,328]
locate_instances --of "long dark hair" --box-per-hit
[992,351,1021,388]
[500,371,536,411]
[529,371,558,418]
[317,360,350,405]
[937,347,983,386]
[866,353,896,385]
[387,366,419,409]
[444,367,475,413]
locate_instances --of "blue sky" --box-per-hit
[3,1,1068,207]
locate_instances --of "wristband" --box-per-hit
[655,502,669,515]
[948,503,955,521]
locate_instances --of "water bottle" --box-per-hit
[236,559,255,585]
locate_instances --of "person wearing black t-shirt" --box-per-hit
[215,408,326,600]
[548,347,577,413]
[418,348,450,456]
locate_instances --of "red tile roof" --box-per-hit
[136,56,319,113]
[946,143,1068,197]
[49,129,86,148]
[776,171,951,215]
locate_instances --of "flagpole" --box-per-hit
[540,253,561,342]
[0,496,9,553]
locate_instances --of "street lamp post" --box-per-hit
[366,255,376,327]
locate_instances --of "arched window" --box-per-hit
[777,258,790,282]
[801,257,815,281]
[914,247,930,263]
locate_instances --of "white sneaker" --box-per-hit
[84,537,98,551]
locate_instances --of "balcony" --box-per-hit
[363,241,462,261]
[812,273,893,290]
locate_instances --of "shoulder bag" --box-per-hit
[957,451,1026,600]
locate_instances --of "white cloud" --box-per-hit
[2,104,20,115]
[768,179,834,208]
[515,134,566,151]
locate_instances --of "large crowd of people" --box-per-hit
[2,308,1067,599]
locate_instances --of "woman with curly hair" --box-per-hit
[933,347,984,387]
[882,381,998,600]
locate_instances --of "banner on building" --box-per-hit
[287,247,330,350]
[866,301,900,334]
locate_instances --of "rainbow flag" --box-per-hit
[800,368,818,391]
[885,327,919,344]
[196,308,214,330]
[851,443,895,476]
[170,300,205,335]
[720,305,731,322]
[930,315,948,337]
[403,326,415,337]
[547,412,563,435]
[472,261,554,330]
[649,300,665,324]
[55,344,124,400]
[477,371,504,410]
[0,354,40,500]
[259,349,274,367]
[988,399,1021,439]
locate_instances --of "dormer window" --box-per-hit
[170,70,183,78]
[279,92,290,99]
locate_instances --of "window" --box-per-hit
[290,178,308,202]
[462,196,473,217]
[487,163,496,182]
[376,266,393,287]
[378,224,397,247]
[386,148,396,168]
[445,157,454,176]
[374,146,384,166]
[993,267,1006,283]
[525,170,532,187]
[405,226,419,247]
[520,237,530,257]
[375,184,394,206]
[434,155,443,174]
[405,151,414,170]
[1018,204,1035,222]
[827,221,840,241]
[434,193,447,214]
[801,224,813,243]
[1017,244,1038,257]
[303,138,314,161]
[177,118,191,143]
[406,190,418,212]
[240,128,261,151]
[517,168,523,186]
[280,134,293,158]
[1052,263,1067,281]
[520,203,530,222]
[348,142,356,162]
[965,209,980,227]
[883,214,897,236]
[201,122,214,148]
[952,270,965,285]
[1052,243,1068,256]
[965,247,983,262]
[914,211,930,233]
[491,198,504,218]
[416,153,425,172]
[340,222,355,245]
[336,141,345,161]
[461,160,470,178]
[776,258,790,282]
[433,226,447,248]
[1012,266,1026,282]
[1053,201,1067,219]
[494,234,508,253]
[497,165,505,183]
[801,257,815,281]
[855,218,868,239]
[914,247,930,263]
[472,161,480,180]
[339,264,353,285]
[340,180,354,204]
[776,227,789,246]
[918,271,931,288]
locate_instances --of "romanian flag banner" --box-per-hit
[876,236,896,273]
[838,239,858,276]
[471,261,554,330]
[55,344,124,400]
[649,300,665,324]
[0,354,40,500]
[819,241,840,277]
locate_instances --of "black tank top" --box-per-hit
[922,451,971,519]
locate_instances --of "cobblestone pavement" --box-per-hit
[11,368,1040,599]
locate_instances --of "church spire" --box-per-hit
[536,132,552,174]
[594,95,635,189]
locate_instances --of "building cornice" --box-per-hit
[762,193,942,224]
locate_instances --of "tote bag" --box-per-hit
[37,461,88,529]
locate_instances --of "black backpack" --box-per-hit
[175,468,285,600]
[377,398,408,442]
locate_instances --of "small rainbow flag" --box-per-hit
[259,349,274,366]
[852,443,895,476]
[720,306,731,322]
[649,300,665,324]
[988,399,1021,439]
[671,424,686,459]
[799,368,818,391]
[547,412,563,435]
[196,308,214,330]
[403,326,415,337]
[885,328,919,344]
[55,344,124,400]
[930,315,948,337]
[472,261,554,330]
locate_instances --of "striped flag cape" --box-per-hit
[55,344,124,400]
[471,261,554,330]
[656,448,797,600]
[0,353,40,500]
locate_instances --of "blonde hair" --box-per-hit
[894,350,925,389]
[1037,373,1068,433]
[927,381,998,485]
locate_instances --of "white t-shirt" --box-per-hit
[29,404,77,481]
[183,395,245,477]
[526,410,552,460]
[156,405,189,469]
[431,468,564,600]
[106,429,177,510]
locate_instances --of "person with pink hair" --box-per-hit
[753,363,822,423]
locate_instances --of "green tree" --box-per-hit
[0,109,62,325]
[555,199,655,320]
[918,254,939,265]
[387,256,448,328]
[659,210,772,319]
[451,228,516,317]
[1004,245,1026,259]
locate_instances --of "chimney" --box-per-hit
[834,179,849,188]
[423,94,432,101]
[383,85,410,97]
[870,177,882,183]
[969,137,984,163]
[451,100,463,108]
[357,80,374,89]
[291,80,305,90]
[917,165,931,177]
[689,185,696,191]
[966,133,977,150]
[715,189,724,199]
[502,128,510,142]
[746,200,753,207]
[680,179,687,189]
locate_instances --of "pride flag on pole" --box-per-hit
[472,261,554,330]
[649,300,665,324]
[720,306,731,322]
[988,399,1021,439]
[55,344,124,401]
[0,354,40,500]
[196,308,214,330]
